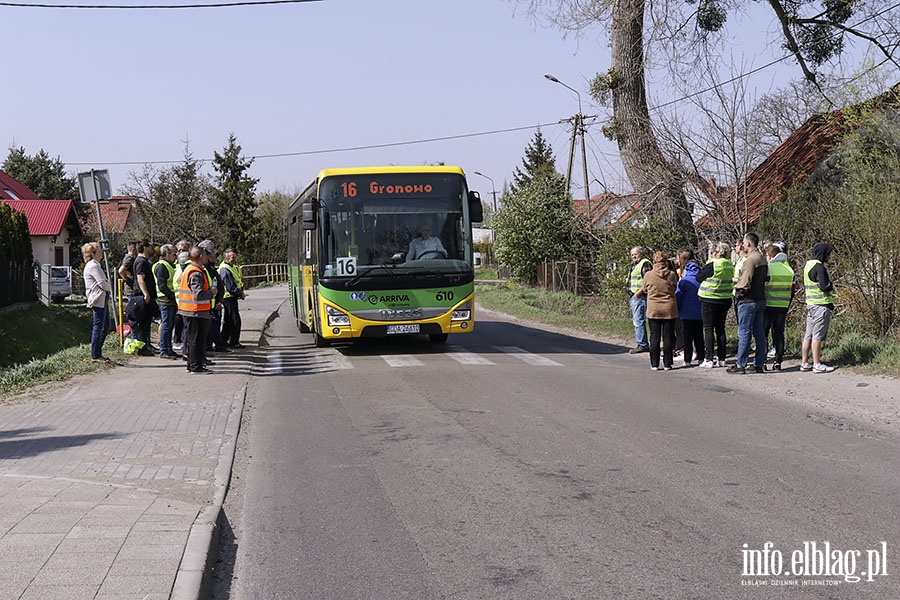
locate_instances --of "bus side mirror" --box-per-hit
[468,191,484,223]
[301,202,317,230]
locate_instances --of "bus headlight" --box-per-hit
[326,305,351,327]
[451,301,472,321]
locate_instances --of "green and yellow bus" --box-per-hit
[287,166,484,346]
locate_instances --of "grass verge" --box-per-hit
[0,303,128,397]
[0,336,124,396]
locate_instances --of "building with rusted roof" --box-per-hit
[697,83,900,233]
[81,196,141,236]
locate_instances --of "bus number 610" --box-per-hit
[435,290,454,302]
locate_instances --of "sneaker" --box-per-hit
[172,343,183,351]
[800,363,813,372]
[662,366,672,371]
[772,362,782,371]
[630,346,649,354]
[727,365,746,375]
[767,347,777,358]
[753,366,765,373]
[699,359,714,368]
[683,360,692,367]
[650,366,659,371]
[716,360,726,368]
[813,363,835,373]
[229,343,246,349]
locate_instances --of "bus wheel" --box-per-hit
[314,333,330,348]
[429,333,449,344]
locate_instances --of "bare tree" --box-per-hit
[519,0,900,237]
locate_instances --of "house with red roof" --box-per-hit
[82,196,141,236]
[0,170,83,267]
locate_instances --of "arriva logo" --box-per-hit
[368,294,411,305]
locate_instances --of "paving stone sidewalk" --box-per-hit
[0,285,287,600]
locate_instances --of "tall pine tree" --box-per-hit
[510,129,563,194]
[212,134,260,258]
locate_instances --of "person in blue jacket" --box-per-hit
[675,248,706,366]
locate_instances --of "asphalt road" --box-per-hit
[216,302,900,599]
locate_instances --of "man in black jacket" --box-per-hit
[129,240,158,356]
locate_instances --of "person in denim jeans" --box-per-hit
[154,244,179,359]
[626,247,652,353]
[82,242,111,364]
[728,233,769,374]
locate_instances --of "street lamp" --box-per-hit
[473,171,497,213]
[544,72,591,221]
[544,73,582,116]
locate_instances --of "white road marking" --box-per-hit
[382,354,426,367]
[495,346,564,366]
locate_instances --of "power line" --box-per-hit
[67,122,560,166]
[0,0,318,8]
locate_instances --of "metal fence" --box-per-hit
[239,263,288,287]
[536,260,597,296]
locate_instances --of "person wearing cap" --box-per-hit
[178,246,216,373]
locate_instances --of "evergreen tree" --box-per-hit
[494,173,579,284]
[123,145,217,245]
[510,129,562,193]
[212,134,260,258]
[3,146,79,202]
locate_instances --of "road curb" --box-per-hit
[171,381,248,600]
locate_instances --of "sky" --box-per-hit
[2,0,894,204]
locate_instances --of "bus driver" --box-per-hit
[406,222,447,261]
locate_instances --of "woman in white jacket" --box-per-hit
[82,242,112,363]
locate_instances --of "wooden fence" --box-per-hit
[240,263,288,287]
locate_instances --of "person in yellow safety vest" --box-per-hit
[177,246,216,374]
[199,241,227,354]
[153,244,179,359]
[172,250,191,354]
[763,242,795,371]
[218,248,247,349]
[800,242,837,374]
[626,246,652,353]
[696,241,735,368]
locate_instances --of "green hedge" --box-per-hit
[0,203,36,307]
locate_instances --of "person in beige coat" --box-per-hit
[635,251,680,370]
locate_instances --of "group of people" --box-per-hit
[626,234,836,374]
[81,239,247,374]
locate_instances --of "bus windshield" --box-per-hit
[317,173,472,278]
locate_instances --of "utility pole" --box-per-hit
[544,74,596,223]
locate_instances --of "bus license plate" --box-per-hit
[386,324,420,334]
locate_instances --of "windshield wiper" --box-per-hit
[345,263,397,288]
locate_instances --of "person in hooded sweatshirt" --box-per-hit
[764,242,795,371]
[675,248,705,366]
[635,250,679,370]
[801,242,836,373]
